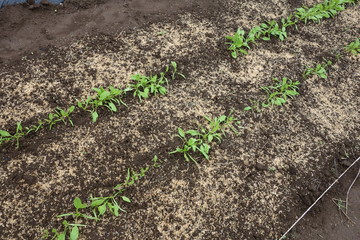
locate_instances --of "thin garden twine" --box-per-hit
[278,156,360,240]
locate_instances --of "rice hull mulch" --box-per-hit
[0,0,360,239]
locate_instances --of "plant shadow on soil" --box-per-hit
[0,0,360,239]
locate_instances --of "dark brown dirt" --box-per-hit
[0,0,216,62]
[0,0,359,240]
[290,162,360,240]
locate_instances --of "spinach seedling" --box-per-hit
[226,29,250,58]
[0,129,12,146]
[303,60,332,79]
[170,112,240,163]
[77,87,128,122]
[49,220,86,240]
[345,38,360,55]
[129,61,185,102]
[13,122,25,149]
[261,77,300,107]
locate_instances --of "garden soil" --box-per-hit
[0,0,359,239]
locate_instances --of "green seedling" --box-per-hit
[49,220,86,240]
[78,87,128,122]
[245,26,263,45]
[152,155,162,168]
[332,198,346,211]
[226,0,355,58]
[226,29,250,58]
[88,194,129,219]
[170,112,239,163]
[303,60,332,79]
[0,122,26,149]
[45,112,60,130]
[90,164,154,219]
[25,120,44,134]
[260,18,293,41]
[13,122,25,149]
[269,166,277,171]
[56,106,75,126]
[295,0,355,24]
[130,74,166,101]
[57,197,98,221]
[129,61,184,101]
[114,166,150,190]
[0,129,12,146]
[1,121,43,149]
[170,128,205,163]
[170,61,185,80]
[47,157,159,240]
[345,38,360,55]
[204,112,240,137]
[261,77,300,107]
[45,106,76,129]
[244,99,261,112]
[282,15,298,30]
[226,16,296,58]
[260,16,297,41]
[157,31,167,35]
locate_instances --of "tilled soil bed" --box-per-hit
[0,0,359,239]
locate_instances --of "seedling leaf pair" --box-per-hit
[303,60,332,79]
[129,61,185,102]
[77,86,127,122]
[170,112,240,163]
[345,38,360,55]
[261,77,300,107]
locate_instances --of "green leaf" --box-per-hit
[92,87,101,93]
[244,106,252,111]
[107,202,120,217]
[77,101,84,108]
[319,73,327,79]
[187,138,197,146]
[140,89,149,99]
[231,51,237,58]
[198,145,210,160]
[68,106,75,113]
[16,122,23,132]
[208,135,213,142]
[108,102,117,112]
[286,90,299,96]
[92,111,99,122]
[275,98,286,105]
[70,226,79,240]
[57,233,66,240]
[122,196,131,203]
[99,91,111,101]
[159,87,167,95]
[186,130,200,136]
[91,199,105,207]
[98,204,107,216]
[0,130,11,137]
[114,184,124,190]
[178,128,185,138]
[218,115,227,122]
[73,197,87,209]
[113,204,120,216]
[57,213,75,218]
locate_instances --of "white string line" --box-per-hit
[278,156,360,240]
[346,166,360,214]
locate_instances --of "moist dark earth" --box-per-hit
[0,0,359,239]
